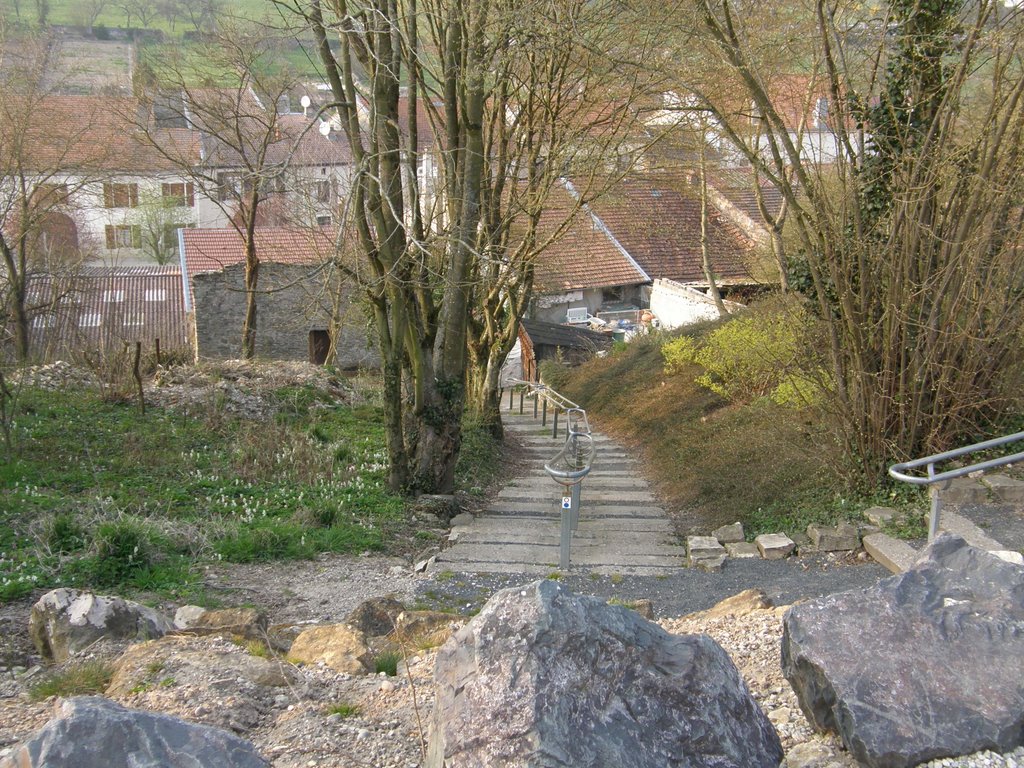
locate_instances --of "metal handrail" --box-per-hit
[888,430,1024,541]
[509,379,579,412]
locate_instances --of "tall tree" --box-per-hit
[0,33,104,361]
[686,0,1024,485]
[291,0,661,490]
[134,25,304,358]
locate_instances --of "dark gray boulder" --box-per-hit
[782,534,1024,768]
[0,696,269,768]
[29,589,172,663]
[426,579,782,768]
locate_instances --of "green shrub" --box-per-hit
[47,513,86,554]
[92,519,155,584]
[374,651,400,676]
[325,702,361,718]
[661,302,823,407]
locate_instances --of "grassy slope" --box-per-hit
[545,331,922,537]
[0,382,405,602]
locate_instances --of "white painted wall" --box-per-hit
[649,278,744,330]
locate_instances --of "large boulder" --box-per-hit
[782,535,1024,768]
[426,579,782,768]
[287,624,373,675]
[0,696,269,768]
[29,589,172,663]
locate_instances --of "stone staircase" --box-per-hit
[863,474,1024,573]
[434,410,685,575]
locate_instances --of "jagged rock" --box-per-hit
[755,533,795,560]
[173,605,207,630]
[725,542,760,558]
[698,589,773,619]
[179,608,269,640]
[782,535,1024,768]
[29,589,172,663]
[806,522,860,552]
[712,522,745,544]
[287,624,372,675]
[0,696,268,768]
[393,611,458,647]
[426,580,783,768]
[106,636,295,698]
[347,596,407,637]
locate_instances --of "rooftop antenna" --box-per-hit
[300,94,311,118]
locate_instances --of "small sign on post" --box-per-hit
[561,497,572,509]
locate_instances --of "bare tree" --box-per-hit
[685,0,1024,485]
[289,0,662,491]
[0,33,105,361]
[133,26,304,358]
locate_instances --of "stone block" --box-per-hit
[981,474,1024,504]
[725,542,760,559]
[687,535,725,567]
[712,522,744,544]
[755,533,795,560]
[934,477,987,506]
[863,506,898,527]
[693,555,726,572]
[806,522,861,552]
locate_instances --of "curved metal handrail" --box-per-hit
[508,379,579,412]
[888,430,1024,541]
[544,430,595,486]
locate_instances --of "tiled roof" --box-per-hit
[708,168,785,223]
[25,266,188,356]
[584,173,754,283]
[15,95,201,173]
[181,227,336,277]
[532,186,650,293]
[521,318,611,351]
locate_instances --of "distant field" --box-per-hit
[1,0,298,36]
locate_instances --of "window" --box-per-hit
[32,184,70,207]
[216,172,241,202]
[161,182,195,207]
[315,180,331,204]
[79,313,101,328]
[123,314,144,327]
[103,290,125,303]
[105,225,142,249]
[815,97,830,129]
[103,182,139,208]
[316,215,332,226]
[145,289,167,302]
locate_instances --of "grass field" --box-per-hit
[0,380,401,603]
[1,0,283,33]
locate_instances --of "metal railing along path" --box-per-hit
[504,381,595,568]
[888,430,1024,542]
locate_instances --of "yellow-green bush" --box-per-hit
[661,303,822,407]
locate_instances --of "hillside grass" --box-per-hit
[0,376,488,603]
[543,325,927,538]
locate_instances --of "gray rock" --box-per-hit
[687,535,726,566]
[0,696,269,768]
[725,542,761,558]
[449,511,475,528]
[712,521,745,544]
[756,533,795,560]
[426,579,782,768]
[173,605,207,630]
[806,522,860,552]
[346,595,407,637]
[693,554,726,572]
[180,608,268,640]
[781,535,1024,768]
[29,589,172,663]
[935,477,987,506]
[862,506,899,527]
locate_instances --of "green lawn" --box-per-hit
[0,382,407,602]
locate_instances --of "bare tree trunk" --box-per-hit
[698,141,728,316]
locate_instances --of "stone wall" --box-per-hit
[192,262,377,369]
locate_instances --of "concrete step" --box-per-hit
[937,509,1006,551]
[485,501,667,516]
[460,518,675,534]
[497,488,657,502]
[862,532,919,574]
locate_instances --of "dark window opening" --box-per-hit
[309,330,331,365]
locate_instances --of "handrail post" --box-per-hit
[508,387,514,411]
[928,462,942,542]
[519,388,524,414]
[552,408,559,439]
[533,392,538,418]
[542,398,547,426]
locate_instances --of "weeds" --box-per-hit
[374,651,401,677]
[325,702,362,718]
[29,660,114,701]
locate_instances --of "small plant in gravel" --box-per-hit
[374,651,401,677]
[243,639,272,658]
[325,702,361,718]
[29,660,114,701]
